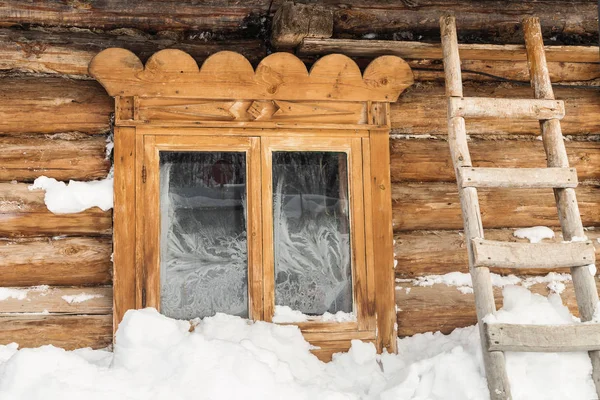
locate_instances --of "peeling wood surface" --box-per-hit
[391,183,600,231]
[0,286,112,314]
[0,314,112,349]
[394,229,600,278]
[0,135,110,182]
[0,237,112,286]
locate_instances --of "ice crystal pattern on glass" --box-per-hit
[160,152,248,320]
[273,152,353,315]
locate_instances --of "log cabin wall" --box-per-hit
[0,0,597,348]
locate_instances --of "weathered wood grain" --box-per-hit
[457,167,578,189]
[392,82,600,136]
[0,135,110,182]
[1,78,596,137]
[325,1,599,43]
[485,323,600,352]
[0,77,112,135]
[0,314,112,349]
[390,139,600,183]
[0,237,112,286]
[394,229,600,278]
[448,97,565,120]
[0,29,266,77]
[472,239,595,269]
[395,281,600,336]
[0,1,271,32]
[0,286,112,314]
[391,183,600,231]
[0,183,112,237]
[299,38,600,63]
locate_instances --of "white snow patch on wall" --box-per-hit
[412,272,572,295]
[513,226,555,243]
[272,305,356,323]
[0,288,28,301]
[29,176,113,214]
[61,293,104,304]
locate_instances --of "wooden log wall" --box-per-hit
[0,0,597,348]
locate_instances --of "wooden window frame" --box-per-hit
[90,49,413,359]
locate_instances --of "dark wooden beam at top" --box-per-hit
[0,0,272,33]
[275,0,599,45]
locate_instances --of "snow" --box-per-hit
[0,288,28,301]
[0,287,597,400]
[410,271,573,294]
[513,226,555,243]
[29,176,113,214]
[61,293,104,304]
[272,305,356,323]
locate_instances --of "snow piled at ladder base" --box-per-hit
[0,286,597,400]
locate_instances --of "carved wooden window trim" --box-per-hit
[90,49,413,360]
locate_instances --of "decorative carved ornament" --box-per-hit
[89,49,413,103]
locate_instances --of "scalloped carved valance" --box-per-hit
[89,49,413,103]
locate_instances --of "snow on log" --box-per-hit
[0,183,112,237]
[395,281,599,336]
[0,286,111,314]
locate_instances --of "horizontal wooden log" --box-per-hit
[472,239,595,269]
[299,38,600,63]
[394,229,600,278]
[2,78,597,137]
[0,286,112,314]
[0,314,112,349]
[485,323,600,352]
[458,167,578,189]
[0,77,112,135]
[391,183,600,231]
[0,1,270,32]
[0,183,112,237]
[0,237,112,286]
[326,1,598,43]
[392,82,600,136]
[0,29,266,77]
[390,139,600,183]
[448,97,565,120]
[395,281,599,336]
[0,135,110,182]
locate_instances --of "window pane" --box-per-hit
[159,151,248,320]
[272,151,353,315]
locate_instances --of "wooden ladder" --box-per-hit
[440,16,600,400]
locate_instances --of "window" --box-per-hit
[90,48,413,359]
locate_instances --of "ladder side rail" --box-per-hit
[524,16,600,398]
[441,15,512,400]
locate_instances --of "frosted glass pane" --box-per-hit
[273,152,353,315]
[159,151,248,320]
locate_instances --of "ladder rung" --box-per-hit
[449,97,565,120]
[485,323,600,352]
[472,239,595,269]
[458,167,578,188]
